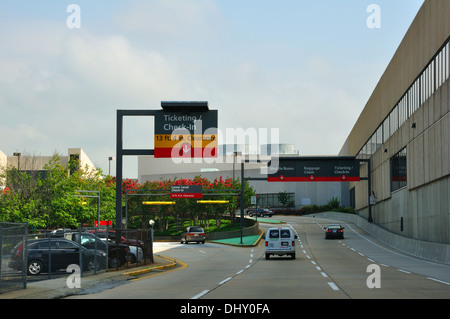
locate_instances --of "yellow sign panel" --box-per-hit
[197,200,229,204]
[154,134,216,148]
[142,201,176,205]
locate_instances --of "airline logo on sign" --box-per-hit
[154,110,218,158]
[268,157,360,182]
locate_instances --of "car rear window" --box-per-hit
[280,229,291,238]
[190,227,204,232]
[269,229,279,238]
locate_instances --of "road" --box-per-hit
[68,216,450,299]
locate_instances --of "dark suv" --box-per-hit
[9,238,106,276]
[248,208,274,217]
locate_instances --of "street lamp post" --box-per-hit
[149,220,155,263]
[13,152,21,171]
[108,156,115,176]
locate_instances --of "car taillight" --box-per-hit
[199,233,205,236]
[265,241,268,246]
[16,243,23,256]
[187,233,194,236]
[338,230,343,232]
[292,241,295,246]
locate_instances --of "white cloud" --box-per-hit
[114,0,223,42]
[0,2,384,177]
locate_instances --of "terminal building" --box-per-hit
[138,143,343,209]
[0,148,97,178]
[339,0,450,244]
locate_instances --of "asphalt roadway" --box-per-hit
[63,215,450,300]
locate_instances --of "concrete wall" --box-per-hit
[339,0,450,245]
[310,212,450,265]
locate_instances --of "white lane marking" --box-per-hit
[236,270,244,275]
[328,282,339,291]
[398,269,411,274]
[316,266,322,271]
[427,277,450,285]
[191,290,209,299]
[218,277,232,285]
[320,272,328,278]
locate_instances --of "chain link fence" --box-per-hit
[0,222,28,293]
[1,224,154,294]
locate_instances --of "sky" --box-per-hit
[0,0,425,178]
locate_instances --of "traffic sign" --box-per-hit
[268,157,360,182]
[170,185,203,199]
[154,110,218,158]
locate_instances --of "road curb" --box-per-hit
[123,255,177,277]
[210,232,264,247]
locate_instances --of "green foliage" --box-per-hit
[1,157,255,232]
[326,196,341,209]
[0,154,116,229]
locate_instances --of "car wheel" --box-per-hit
[265,253,270,260]
[129,254,137,264]
[291,253,296,260]
[87,259,100,272]
[28,260,43,276]
[109,257,122,268]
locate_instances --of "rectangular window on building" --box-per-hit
[391,147,407,192]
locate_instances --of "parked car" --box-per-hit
[90,230,144,248]
[324,224,345,239]
[180,226,206,244]
[63,232,128,268]
[265,227,297,260]
[9,238,106,276]
[249,208,274,218]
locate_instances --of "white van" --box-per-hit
[265,227,297,260]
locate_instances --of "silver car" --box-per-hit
[180,226,206,244]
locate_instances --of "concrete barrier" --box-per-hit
[307,212,450,265]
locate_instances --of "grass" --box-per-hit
[154,218,242,236]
